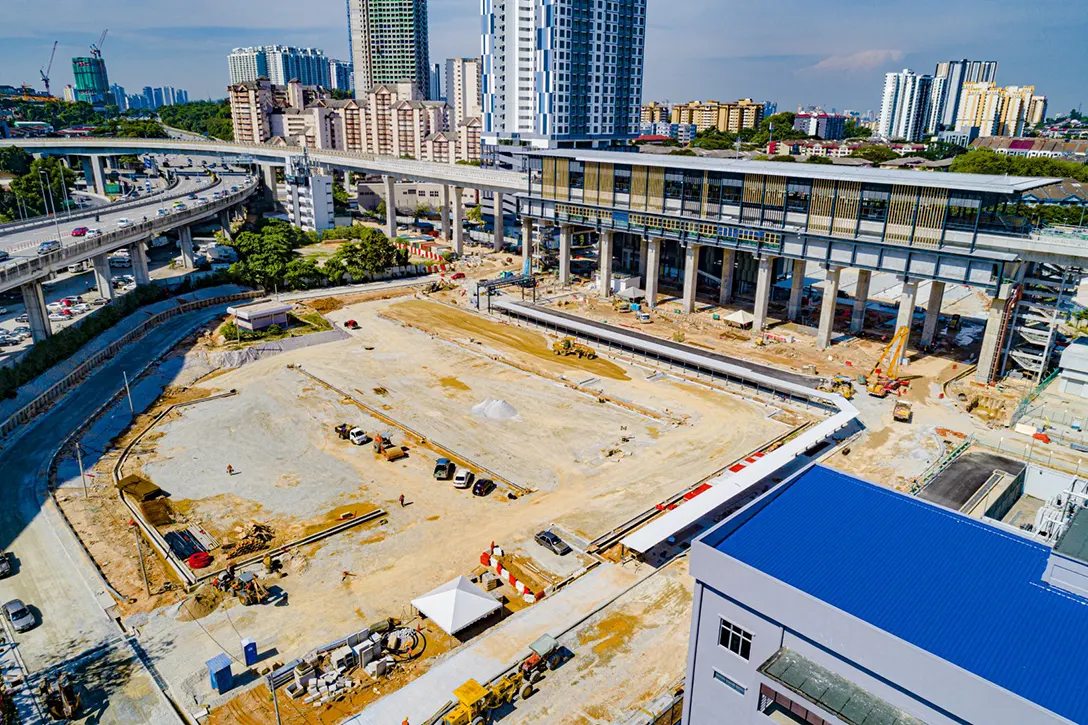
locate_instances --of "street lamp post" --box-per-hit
[37,170,62,242]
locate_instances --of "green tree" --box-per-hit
[768,155,797,162]
[323,234,407,284]
[8,157,78,217]
[466,205,483,224]
[332,181,350,212]
[805,155,834,165]
[0,147,32,175]
[329,89,354,100]
[917,141,967,161]
[843,120,874,139]
[157,100,234,140]
[669,148,697,156]
[414,202,434,217]
[848,145,900,165]
[93,119,168,138]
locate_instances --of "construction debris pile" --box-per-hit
[226,523,275,559]
[39,672,81,721]
[212,568,270,606]
[282,622,424,708]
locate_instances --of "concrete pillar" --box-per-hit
[452,186,464,255]
[383,175,396,241]
[787,258,805,322]
[441,185,451,241]
[522,217,534,274]
[87,155,106,196]
[92,253,114,300]
[816,266,842,350]
[645,238,662,308]
[639,239,649,284]
[218,210,233,241]
[975,293,1010,384]
[752,256,775,333]
[130,242,151,285]
[261,164,278,203]
[20,281,51,343]
[682,243,701,313]
[920,281,946,347]
[492,192,504,252]
[559,224,573,286]
[178,226,195,269]
[599,230,614,298]
[719,249,735,305]
[895,279,919,365]
[850,269,872,334]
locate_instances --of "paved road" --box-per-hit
[0,303,236,723]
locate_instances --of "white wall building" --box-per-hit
[481,0,646,147]
[927,59,998,133]
[285,155,334,232]
[445,57,482,130]
[878,69,933,142]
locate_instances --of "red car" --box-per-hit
[71,226,89,237]
[450,272,466,280]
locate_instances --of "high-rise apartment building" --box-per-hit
[1028,95,1048,127]
[793,112,846,140]
[229,79,276,144]
[481,0,646,147]
[330,59,354,92]
[177,89,189,104]
[349,0,431,98]
[878,69,933,141]
[228,46,335,88]
[429,62,443,101]
[445,58,482,129]
[927,59,998,133]
[956,82,1039,138]
[71,56,110,106]
[640,102,670,124]
[670,99,763,134]
[110,84,127,110]
[62,85,76,103]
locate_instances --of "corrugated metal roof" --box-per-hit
[714,465,1088,724]
[534,149,1060,194]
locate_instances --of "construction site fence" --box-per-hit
[0,291,262,442]
[0,175,186,236]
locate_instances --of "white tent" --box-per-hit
[410,576,502,635]
[723,309,755,328]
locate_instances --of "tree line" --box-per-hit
[157,100,234,141]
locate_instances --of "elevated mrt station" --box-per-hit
[520,151,1079,385]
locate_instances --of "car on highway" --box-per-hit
[0,335,18,347]
[71,226,89,237]
[117,218,132,228]
[534,530,572,556]
[453,469,475,490]
[3,599,36,633]
[174,202,187,210]
[47,312,71,321]
[156,208,168,216]
[37,240,61,255]
[187,193,197,200]
[90,298,109,306]
[15,314,28,324]
[0,250,9,262]
[472,478,496,497]
[86,228,102,237]
[71,303,91,314]
[198,196,209,203]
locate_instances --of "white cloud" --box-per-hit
[808,49,904,72]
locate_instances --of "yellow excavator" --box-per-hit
[860,326,911,398]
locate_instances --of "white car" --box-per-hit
[453,470,475,489]
[71,304,91,314]
[86,228,102,237]
[117,218,132,228]
[47,312,69,321]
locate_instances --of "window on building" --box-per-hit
[946,192,980,232]
[786,180,811,213]
[683,171,703,215]
[718,619,752,660]
[713,670,747,695]
[859,185,890,223]
[720,174,744,207]
[664,170,683,200]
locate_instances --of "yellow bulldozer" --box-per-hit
[552,338,597,359]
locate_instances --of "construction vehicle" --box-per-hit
[373,432,408,461]
[442,674,535,725]
[866,326,911,397]
[519,634,570,681]
[39,672,80,720]
[817,375,854,400]
[552,337,597,359]
[335,423,352,440]
[636,311,652,324]
[613,299,632,313]
[893,400,913,423]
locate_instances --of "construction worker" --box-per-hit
[399,493,405,507]
[226,464,234,476]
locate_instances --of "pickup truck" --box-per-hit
[433,458,454,480]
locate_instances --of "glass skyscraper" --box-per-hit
[71,57,110,106]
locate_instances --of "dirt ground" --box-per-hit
[116,292,788,716]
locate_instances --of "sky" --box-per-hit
[1,0,1085,116]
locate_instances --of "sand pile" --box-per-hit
[471,398,519,421]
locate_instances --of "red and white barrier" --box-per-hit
[480,545,544,602]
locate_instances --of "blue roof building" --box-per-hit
[683,464,1088,725]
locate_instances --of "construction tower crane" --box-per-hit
[90,29,108,59]
[39,40,58,97]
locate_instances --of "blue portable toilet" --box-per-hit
[207,653,233,694]
[241,639,258,667]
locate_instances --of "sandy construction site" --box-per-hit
[93,293,798,717]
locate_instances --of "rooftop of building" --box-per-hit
[534,149,1057,194]
[706,464,1088,724]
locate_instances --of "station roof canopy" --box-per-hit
[410,576,501,635]
[533,149,1060,195]
[707,464,1088,725]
